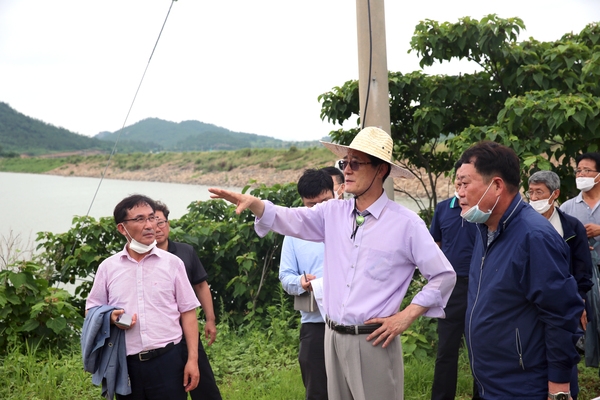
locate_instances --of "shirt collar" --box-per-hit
[118,243,162,262]
[364,190,389,219]
[575,192,584,203]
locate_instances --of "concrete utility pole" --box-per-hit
[355,0,394,200]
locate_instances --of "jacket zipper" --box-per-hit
[516,328,525,370]
[468,253,486,398]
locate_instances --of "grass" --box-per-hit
[0,147,336,176]
[1,328,598,400]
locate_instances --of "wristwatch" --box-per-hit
[548,392,570,400]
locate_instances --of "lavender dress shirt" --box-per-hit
[86,246,200,355]
[256,192,456,326]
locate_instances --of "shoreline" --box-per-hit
[41,162,453,201]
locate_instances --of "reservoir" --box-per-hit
[1,171,422,248]
[0,171,240,245]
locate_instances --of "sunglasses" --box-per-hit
[338,160,372,171]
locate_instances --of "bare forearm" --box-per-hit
[195,281,216,322]
[181,309,199,362]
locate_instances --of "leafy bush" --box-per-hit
[35,216,124,311]
[172,182,302,326]
[0,261,82,354]
[400,270,439,361]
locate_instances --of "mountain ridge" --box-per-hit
[0,102,326,156]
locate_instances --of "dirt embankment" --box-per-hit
[46,162,453,199]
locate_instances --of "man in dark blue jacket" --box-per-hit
[456,141,583,400]
[430,164,479,400]
[527,170,593,400]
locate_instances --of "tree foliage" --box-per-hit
[319,15,600,214]
[0,261,82,354]
[36,183,302,327]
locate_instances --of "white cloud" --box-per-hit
[0,0,598,142]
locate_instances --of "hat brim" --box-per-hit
[321,141,413,179]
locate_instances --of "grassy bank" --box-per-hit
[1,324,598,400]
[0,147,336,175]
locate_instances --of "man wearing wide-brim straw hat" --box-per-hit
[208,126,456,400]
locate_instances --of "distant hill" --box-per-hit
[95,118,323,151]
[0,101,326,156]
[0,102,156,156]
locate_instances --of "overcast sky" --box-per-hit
[1,1,599,142]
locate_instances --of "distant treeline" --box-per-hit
[0,102,326,156]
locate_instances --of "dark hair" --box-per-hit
[154,201,170,220]
[367,155,391,182]
[297,169,334,199]
[113,194,156,224]
[457,141,521,192]
[454,160,463,171]
[321,166,345,184]
[576,152,600,171]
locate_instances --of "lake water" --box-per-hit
[1,171,421,246]
[0,172,241,245]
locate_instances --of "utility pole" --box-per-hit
[355,0,394,200]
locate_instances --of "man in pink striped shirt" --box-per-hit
[86,194,200,400]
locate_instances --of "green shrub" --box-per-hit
[0,261,82,354]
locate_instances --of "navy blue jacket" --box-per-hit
[430,196,478,277]
[556,208,594,299]
[465,195,583,399]
[81,305,131,399]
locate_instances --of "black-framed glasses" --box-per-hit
[575,168,598,175]
[122,216,157,225]
[156,219,168,228]
[338,160,372,171]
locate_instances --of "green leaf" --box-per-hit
[533,73,544,88]
[572,110,587,127]
[8,272,27,288]
[47,317,67,334]
[20,319,40,332]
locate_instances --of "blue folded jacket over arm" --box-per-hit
[81,305,131,399]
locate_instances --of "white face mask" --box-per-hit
[461,180,499,224]
[529,193,554,214]
[576,173,599,192]
[454,191,459,199]
[122,225,156,254]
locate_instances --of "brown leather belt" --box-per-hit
[326,316,381,335]
[128,342,175,362]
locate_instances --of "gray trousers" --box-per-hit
[324,325,404,400]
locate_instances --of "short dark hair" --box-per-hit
[321,166,345,184]
[297,169,334,199]
[113,194,156,224]
[576,152,600,171]
[457,141,521,192]
[154,201,170,220]
[367,155,391,182]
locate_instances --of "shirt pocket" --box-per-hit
[150,281,174,303]
[363,248,394,282]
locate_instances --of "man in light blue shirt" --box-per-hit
[279,168,335,400]
[560,152,600,261]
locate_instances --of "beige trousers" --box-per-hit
[324,325,404,400]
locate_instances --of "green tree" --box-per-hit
[36,183,302,328]
[319,16,600,216]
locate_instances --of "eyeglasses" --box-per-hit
[156,219,167,228]
[122,216,157,225]
[575,168,598,175]
[525,190,548,199]
[338,160,372,171]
